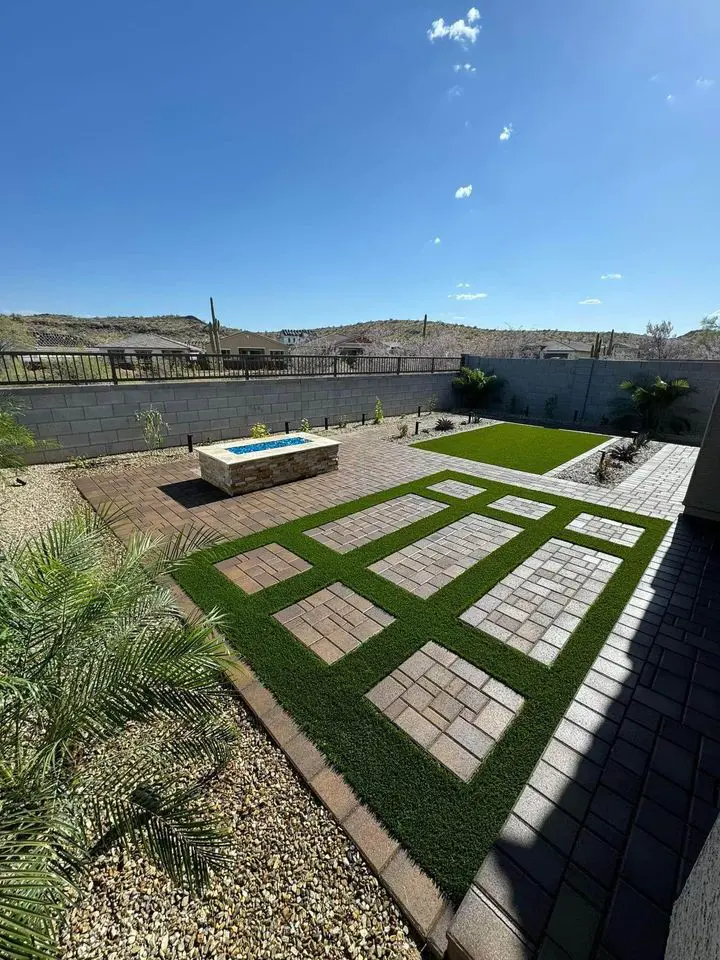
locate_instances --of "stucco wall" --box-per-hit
[462,356,720,441]
[665,813,720,960]
[9,373,455,463]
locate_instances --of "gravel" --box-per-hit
[2,450,421,960]
[555,439,664,488]
[324,412,494,448]
[59,704,420,960]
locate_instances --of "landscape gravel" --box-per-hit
[555,439,664,488]
[59,703,420,960]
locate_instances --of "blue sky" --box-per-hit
[1,0,718,334]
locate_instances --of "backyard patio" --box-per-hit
[40,417,717,960]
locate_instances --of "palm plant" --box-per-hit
[452,367,503,410]
[0,396,42,471]
[617,375,692,435]
[0,511,235,960]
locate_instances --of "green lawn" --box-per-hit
[412,422,610,473]
[175,471,667,903]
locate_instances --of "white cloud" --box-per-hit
[456,282,470,287]
[499,123,513,141]
[666,93,675,104]
[454,184,473,199]
[449,292,487,300]
[447,84,464,99]
[453,63,476,73]
[600,273,622,280]
[578,298,602,305]
[696,77,715,90]
[433,237,442,244]
[427,10,481,44]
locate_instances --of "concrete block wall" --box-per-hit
[463,356,720,441]
[10,373,455,463]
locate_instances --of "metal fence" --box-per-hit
[0,351,461,386]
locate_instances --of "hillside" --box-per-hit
[0,313,230,348]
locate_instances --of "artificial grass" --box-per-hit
[412,422,610,474]
[175,471,668,904]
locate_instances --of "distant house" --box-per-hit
[536,340,595,360]
[278,329,312,346]
[218,331,288,358]
[334,335,377,358]
[97,334,201,359]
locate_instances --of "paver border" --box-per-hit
[173,469,669,907]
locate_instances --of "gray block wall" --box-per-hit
[463,356,720,441]
[665,813,720,960]
[683,382,720,522]
[9,373,455,463]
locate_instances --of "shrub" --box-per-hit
[435,417,455,432]
[300,418,311,432]
[250,422,270,439]
[452,367,503,409]
[425,393,438,415]
[610,441,638,464]
[0,396,42,470]
[397,417,409,439]
[136,406,168,451]
[337,416,348,429]
[614,376,693,435]
[373,397,384,424]
[0,511,234,959]
[544,394,558,419]
[594,451,613,483]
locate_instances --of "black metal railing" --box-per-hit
[0,351,461,386]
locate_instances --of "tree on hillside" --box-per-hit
[643,321,675,360]
[0,314,34,352]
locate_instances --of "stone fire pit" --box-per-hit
[198,432,340,496]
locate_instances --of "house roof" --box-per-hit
[218,331,286,350]
[98,334,199,351]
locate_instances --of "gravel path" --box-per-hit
[555,439,664,488]
[60,704,420,960]
[2,451,421,960]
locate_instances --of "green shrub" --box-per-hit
[0,395,46,470]
[614,376,693,435]
[250,423,270,439]
[300,418,311,432]
[452,367,503,409]
[136,406,168,450]
[373,397,384,424]
[435,417,455,432]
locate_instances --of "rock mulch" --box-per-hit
[2,451,421,960]
[327,412,494,448]
[555,439,664,488]
[59,704,420,960]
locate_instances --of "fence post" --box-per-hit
[431,357,435,374]
[396,357,402,376]
[244,356,250,380]
[333,356,338,377]
[109,354,118,385]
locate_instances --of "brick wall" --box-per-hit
[462,356,720,441]
[10,373,455,463]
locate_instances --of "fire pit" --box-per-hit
[198,432,340,496]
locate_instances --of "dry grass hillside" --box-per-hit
[1,313,717,360]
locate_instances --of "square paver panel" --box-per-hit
[215,543,311,593]
[489,495,556,520]
[305,494,446,553]
[565,512,644,547]
[366,641,524,781]
[460,538,623,664]
[426,479,486,499]
[369,514,523,599]
[274,582,395,663]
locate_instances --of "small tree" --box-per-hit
[644,321,675,360]
[0,395,43,470]
[617,375,693,435]
[452,367,503,409]
[373,397,384,424]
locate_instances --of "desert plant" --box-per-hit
[610,441,638,464]
[435,417,455,432]
[0,396,42,471]
[300,418,311,432]
[373,397,384,424]
[425,393,438,415]
[250,422,270,439]
[337,416,348,429]
[397,417,409,439]
[544,394,558,419]
[0,510,234,960]
[594,451,613,483]
[135,406,168,451]
[616,376,693,435]
[452,367,503,409]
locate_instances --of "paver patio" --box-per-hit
[566,512,645,547]
[215,543,311,592]
[73,424,715,960]
[305,493,446,552]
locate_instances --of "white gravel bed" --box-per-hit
[555,439,664,488]
[323,412,495,447]
[59,704,420,960]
